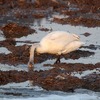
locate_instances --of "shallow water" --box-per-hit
[0,81,100,100]
[0,47,11,54]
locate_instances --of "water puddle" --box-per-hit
[71,68,100,79]
[0,59,54,71]
[0,81,43,90]
[0,64,28,71]
[0,47,11,54]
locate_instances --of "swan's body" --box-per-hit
[28,31,84,68]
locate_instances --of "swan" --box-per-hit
[28,31,84,68]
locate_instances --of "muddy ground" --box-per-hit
[0,0,100,92]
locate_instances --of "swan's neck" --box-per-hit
[28,43,39,67]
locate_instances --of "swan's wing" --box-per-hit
[45,31,70,40]
[62,41,84,54]
[49,32,80,40]
[40,31,80,48]
[41,31,72,44]
[39,31,80,54]
[39,31,70,53]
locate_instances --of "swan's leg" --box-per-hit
[55,55,61,64]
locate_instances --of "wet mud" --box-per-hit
[53,17,100,27]
[0,0,100,93]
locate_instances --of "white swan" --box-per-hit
[28,31,84,68]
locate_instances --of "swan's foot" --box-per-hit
[54,55,61,64]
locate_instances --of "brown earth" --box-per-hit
[1,23,35,38]
[53,17,100,27]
